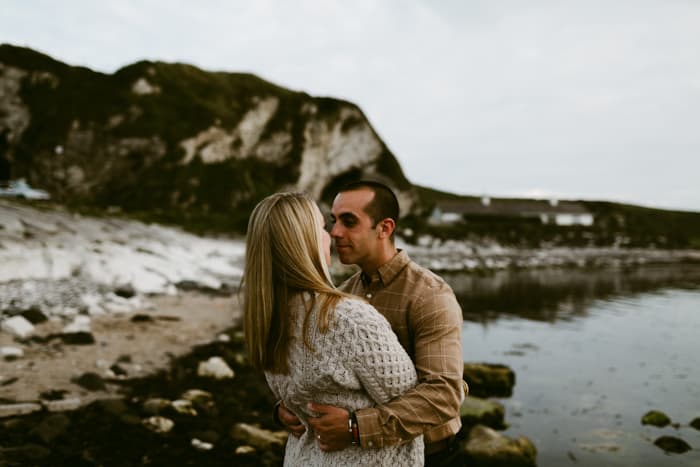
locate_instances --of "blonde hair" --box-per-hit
[242,192,349,373]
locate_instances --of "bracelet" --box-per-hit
[349,411,360,446]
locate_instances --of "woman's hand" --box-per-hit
[278,401,306,438]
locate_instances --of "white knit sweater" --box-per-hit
[265,294,424,466]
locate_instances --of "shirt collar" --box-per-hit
[360,249,410,287]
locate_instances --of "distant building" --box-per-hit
[429,197,594,226]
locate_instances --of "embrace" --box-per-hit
[243,181,466,466]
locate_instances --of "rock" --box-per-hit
[641,410,671,427]
[114,284,136,298]
[0,402,43,418]
[230,423,287,451]
[461,425,537,467]
[40,389,68,400]
[217,333,231,342]
[1,376,19,386]
[94,398,130,416]
[181,389,214,405]
[689,417,700,431]
[191,438,214,451]
[463,363,516,398]
[0,443,51,463]
[235,445,256,455]
[21,306,48,324]
[142,398,171,415]
[142,416,174,434]
[32,413,71,443]
[197,356,235,379]
[131,313,153,323]
[181,389,217,416]
[43,398,82,412]
[72,372,106,391]
[1,345,24,360]
[171,399,198,416]
[110,362,128,376]
[62,315,91,334]
[192,430,220,444]
[1,315,35,338]
[60,331,96,345]
[460,396,506,429]
[654,436,692,454]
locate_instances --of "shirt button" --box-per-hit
[366,293,372,299]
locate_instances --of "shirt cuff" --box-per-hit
[355,407,384,449]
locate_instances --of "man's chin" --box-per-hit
[336,252,354,265]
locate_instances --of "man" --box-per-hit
[276,181,465,465]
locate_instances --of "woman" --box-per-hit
[243,192,423,466]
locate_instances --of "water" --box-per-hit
[447,265,700,466]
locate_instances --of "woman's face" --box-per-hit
[315,204,332,267]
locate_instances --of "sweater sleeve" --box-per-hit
[344,300,418,408]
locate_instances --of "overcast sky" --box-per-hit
[2,1,699,211]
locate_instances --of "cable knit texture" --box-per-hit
[265,294,424,466]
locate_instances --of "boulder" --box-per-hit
[197,356,234,379]
[1,315,34,339]
[460,396,506,429]
[142,398,171,415]
[31,414,71,443]
[142,416,174,434]
[0,443,51,463]
[1,346,24,360]
[71,372,106,391]
[641,410,671,427]
[62,315,91,334]
[461,425,537,467]
[690,417,700,431]
[43,398,82,413]
[60,331,96,345]
[653,436,692,454]
[181,389,217,416]
[235,445,256,455]
[230,423,287,451]
[0,402,43,418]
[171,399,198,416]
[191,438,214,451]
[463,363,516,398]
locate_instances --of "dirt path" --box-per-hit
[1,292,240,404]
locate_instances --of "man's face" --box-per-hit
[330,189,379,269]
[314,203,332,267]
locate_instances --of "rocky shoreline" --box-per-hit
[1,318,536,467]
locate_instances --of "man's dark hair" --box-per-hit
[340,180,399,226]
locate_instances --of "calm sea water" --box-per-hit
[447,265,700,467]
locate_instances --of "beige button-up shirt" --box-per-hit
[339,250,465,448]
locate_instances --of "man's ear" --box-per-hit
[376,218,396,239]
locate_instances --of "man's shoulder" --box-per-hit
[402,257,451,291]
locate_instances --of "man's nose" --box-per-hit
[330,222,341,238]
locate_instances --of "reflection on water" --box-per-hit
[447,265,700,322]
[446,265,700,467]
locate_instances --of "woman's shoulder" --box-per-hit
[331,297,391,330]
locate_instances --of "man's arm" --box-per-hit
[310,287,464,450]
[353,288,464,448]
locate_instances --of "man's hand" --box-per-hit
[278,401,306,438]
[306,402,353,452]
